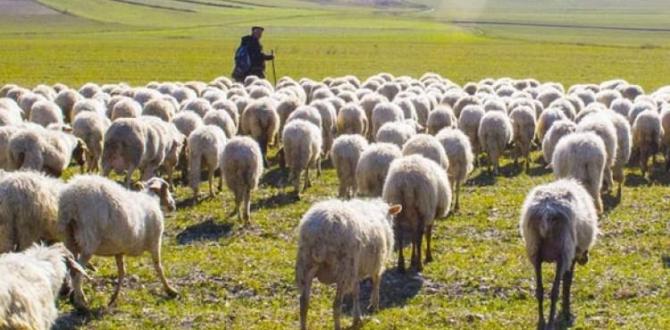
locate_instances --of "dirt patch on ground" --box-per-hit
[0,0,62,16]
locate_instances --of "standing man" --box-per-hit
[233,26,274,82]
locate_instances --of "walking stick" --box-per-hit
[271,49,277,87]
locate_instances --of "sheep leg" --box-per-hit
[412,220,424,272]
[369,272,381,312]
[208,168,215,197]
[560,261,577,327]
[455,181,461,211]
[260,137,269,168]
[338,183,346,199]
[108,254,125,307]
[396,226,405,273]
[352,263,362,327]
[72,253,93,311]
[299,268,316,330]
[218,173,223,192]
[534,257,545,330]
[316,158,322,177]
[243,189,252,226]
[547,260,563,329]
[424,224,433,264]
[151,248,178,297]
[333,283,344,330]
[304,167,311,190]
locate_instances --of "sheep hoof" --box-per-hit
[424,256,433,264]
[558,311,575,327]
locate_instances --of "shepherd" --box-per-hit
[232,26,275,82]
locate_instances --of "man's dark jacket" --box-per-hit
[240,35,273,78]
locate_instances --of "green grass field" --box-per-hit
[1,1,669,329]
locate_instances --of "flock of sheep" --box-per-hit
[0,73,668,329]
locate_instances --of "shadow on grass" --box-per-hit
[176,218,233,245]
[53,308,105,330]
[602,192,621,213]
[527,164,552,177]
[468,170,496,186]
[261,166,289,188]
[342,269,424,315]
[662,255,670,268]
[251,191,299,210]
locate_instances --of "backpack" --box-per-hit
[232,44,251,80]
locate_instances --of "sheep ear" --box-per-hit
[388,204,402,215]
[65,257,92,281]
[147,179,164,194]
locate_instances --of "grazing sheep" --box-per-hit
[628,101,655,125]
[311,99,337,157]
[401,133,449,170]
[287,105,323,129]
[426,105,456,135]
[143,116,185,189]
[72,112,111,173]
[221,136,263,226]
[509,106,536,171]
[610,98,632,118]
[0,126,20,169]
[111,98,142,120]
[458,104,485,158]
[204,110,237,138]
[78,83,101,98]
[282,119,322,197]
[241,99,279,166]
[188,125,227,198]
[336,103,368,136]
[29,100,64,127]
[0,243,88,330]
[435,127,474,210]
[212,99,240,128]
[632,110,663,177]
[8,126,83,177]
[355,143,402,197]
[71,98,106,121]
[453,95,481,118]
[331,134,368,198]
[536,108,567,142]
[143,98,176,122]
[375,121,416,149]
[576,113,618,192]
[371,102,404,138]
[478,111,513,175]
[394,98,418,121]
[276,97,301,140]
[520,178,598,330]
[18,92,46,119]
[54,89,81,122]
[382,154,451,272]
[604,111,632,195]
[0,98,24,126]
[661,108,670,170]
[102,118,164,187]
[549,99,576,121]
[58,175,178,309]
[296,199,401,330]
[0,171,64,253]
[542,119,576,164]
[173,110,203,138]
[552,132,606,213]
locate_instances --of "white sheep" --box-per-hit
[632,110,663,177]
[221,136,263,226]
[371,102,404,138]
[331,134,368,198]
[101,118,164,187]
[143,98,176,122]
[435,127,474,210]
[519,178,598,330]
[336,103,367,136]
[73,111,111,173]
[0,243,88,330]
[355,142,402,197]
[58,175,178,309]
[401,133,449,170]
[282,119,322,197]
[204,109,237,138]
[54,89,82,122]
[509,106,536,171]
[576,113,618,192]
[458,104,485,160]
[536,108,567,142]
[382,154,451,272]
[29,100,64,127]
[188,125,227,198]
[375,121,416,149]
[427,105,456,135]
[661,107,670,171]
[296,199,401,330]
[478,111,513,175]
[604,111,632,195]
[310,99,337,157]
[8,126,83,177]
[111,97,142,120]
[241,98,279,166]
[552,132,607,213]
[542,119,576,164]
[0,171,64,253]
